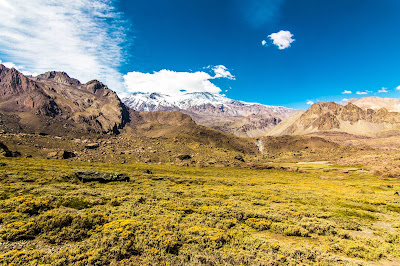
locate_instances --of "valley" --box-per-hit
[0,64,400,265]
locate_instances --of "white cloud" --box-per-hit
[261,40,267,46]
[356,90,371,95]
[212,65,235,80]
[396,85,400,90]
[306,100,314,105]
[378,87,388,93]
[342,90,352,94]
[341,98,349,103]
[0,0,127,94]
[268,30,295,50]
[124,69,234,97]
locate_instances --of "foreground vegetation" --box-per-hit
[0,158,399,265]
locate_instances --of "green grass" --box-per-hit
[0,157,399,265]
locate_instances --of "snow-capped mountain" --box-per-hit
[123,92,296,137]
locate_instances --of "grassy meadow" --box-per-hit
[0,157,400,265]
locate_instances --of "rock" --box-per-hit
[0,142,12,157]
[0,142,21,157]
[72,170,129,183]
[85,143,99,149]
[0,162,6,166]
[47,151,59,159]
[234,155,245,162]
[61,150,76,159]
[177,154,192,160]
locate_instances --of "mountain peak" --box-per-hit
[36,71,81,86]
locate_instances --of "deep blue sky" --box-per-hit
[1,0,399,109]
[117,0,400,109]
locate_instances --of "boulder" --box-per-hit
[234,155,245,162]
[177,154,192,160]
[85,143,99,149]
[0,142,20,157]
[72,170,129,183]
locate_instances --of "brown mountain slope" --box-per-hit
[123,110,259,154]
[0,64,129,135]
[267,101,400,136]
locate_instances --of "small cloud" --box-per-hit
[378,87,388,93]
[212,65,235,80]
[356,90,371,95]
[396,85,400,90]
[261,40,267,46]
[268,30,295,50]
[342,90,352,94]
[306,100,314,105]
[341,98,349,103]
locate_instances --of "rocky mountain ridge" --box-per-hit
[268,101,400,136]
[0,64,129,135]
[123,92,296,137]
[346,97,400,112]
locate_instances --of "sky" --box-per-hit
[1,0,400,109]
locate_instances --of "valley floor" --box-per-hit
[0,158,399,265]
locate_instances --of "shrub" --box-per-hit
[0,220,39,241]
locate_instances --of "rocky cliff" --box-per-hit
[0,64,129,135]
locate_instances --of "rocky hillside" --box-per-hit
[123,92,296,138]
[268,101,400,136]
[346,97,400,112]
[0,64,129,135]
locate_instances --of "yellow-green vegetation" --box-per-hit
[0,158,400,265]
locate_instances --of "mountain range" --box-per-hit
[2,63,400,141]
[0,64,257,153]
[268,100,400,136]
[123,92,295,137]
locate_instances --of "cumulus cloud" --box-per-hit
[268,30,295,50]
[341,98,349,103]
[261,40,267,46]
[306,100,314,105]
[342,90,352,94]
[356,90,371,95]
[396,85,400,90]
[0,0,128,94]
[124,68,236,97]
[212,65,235,80]
[378,87,388,93]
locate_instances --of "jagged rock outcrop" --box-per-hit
[268,101,400,136]
[0,64,129,135]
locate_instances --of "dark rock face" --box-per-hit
[0,142,20,157]
[0,142,12,157]
[177,154,192,160]
[72,170,129,183]
[234,155,245,162]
